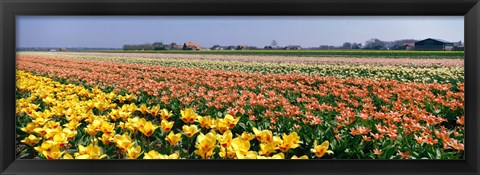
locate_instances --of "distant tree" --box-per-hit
[210,45,221,50]
[123,45,133,50]
[342,42,352,49]
[319,45,330,50]
[152,42,165,50]
[457,41,463,46]
[271,40,278,47]
[364,38,386,50]
[351,43,362,49]
[248,46,258,50]
[123,43,154,50]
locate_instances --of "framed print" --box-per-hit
[1,0,480,175]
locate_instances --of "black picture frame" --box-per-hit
[1,0,479,175]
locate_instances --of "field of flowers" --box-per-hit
[16,52,464,160]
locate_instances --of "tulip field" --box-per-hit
[15,51,464,159]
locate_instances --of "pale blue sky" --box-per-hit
[16,16,464,48]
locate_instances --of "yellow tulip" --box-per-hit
[143,150,179,159]
[118,95,126,103]
[310,140,334,158]
[63,153,74,159]
[231,137,251,155]
[43,121,61,129]
[137,104,149,115]
[182,125,199,138]
[160,109,173,120]
[166,131,182,146]
[194,131,217,159]
[143,150,162,159]
[62,128,77,140]
[84,124,99,136]
[125,93,136,101]
[291,155,309,159]
[113,133,133,152]
[85,100,95,109]
[91,118,104,129]
[139,121,158,137]
[236,151,258,159]
[217,130,233,148]
[32,117,49,126]
[223,114,240,129]
[33,127,46,137]
[180,108,197,124]
[34,142,63,159]
[148,105,161,116]
[109,108,120,121]
[252,127,273,143]
[43,146,64,159]
[127,103,137,112]
[43,95,56,105]
[20,122,37,134]
[21,135,41,146]
[43,123,62,139]
[257,152,284,159]
[219,145,236,159]
[98,132,115,145]
[119,110,132,121]
[42,109,53,119]
[94,100,109,111]
[49,132,69,147]
[30,111,43,119]
[278,132,302,152]
[34,141,53,153]
[166,152,180,159]
[259,142,277,156]
[238,131,255,141]
[160,119,174,133]
[197,115,213,129]
[63,120,81,130]
[212,118,229,133]
[100,121,115,135]
[118,122,127,130]
[74,143,107,159]
[126,145,142,159]
[125,117,141,132]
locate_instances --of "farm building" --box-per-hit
[403,43,415,50]
[391,43,415,50]
[414,38,454,51]
[210,45,222,50]
[163,43,180,50]
[224,46,236,50]
[236,45,249,50]
[285,45,302,50]
[183,42,202,50]
[152,42,165,50]
[264,46,281,50]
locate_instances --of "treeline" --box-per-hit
[123,43,156,50]
[123,42,183,50]
[316,39,419,50]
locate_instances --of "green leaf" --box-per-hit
[436,149,442,159]
[238,122,246,130]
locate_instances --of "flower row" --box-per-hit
[17,53,464,84]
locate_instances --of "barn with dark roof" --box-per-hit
[414,38,454,51]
